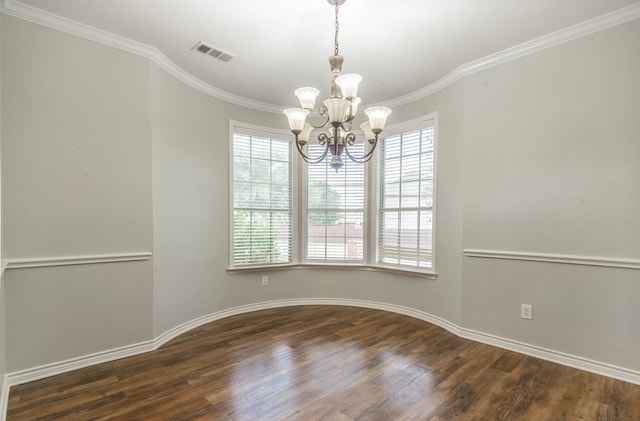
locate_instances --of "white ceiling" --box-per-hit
[12,0,640,109]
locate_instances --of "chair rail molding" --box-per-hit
[463,249,640,270]
[4,252,152,270]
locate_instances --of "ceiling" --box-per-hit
[11,0,640,109]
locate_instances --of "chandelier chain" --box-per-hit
[334,3,340,56]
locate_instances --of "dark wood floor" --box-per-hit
[7,305,640,420]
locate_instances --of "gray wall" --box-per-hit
[1,15,153,371]
[461,20,640,370]
[150,65,284,336]
[0,11,638,375]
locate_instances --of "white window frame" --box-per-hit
[371,113,438,275]
[302,142,369,265]
[228,120,299,270]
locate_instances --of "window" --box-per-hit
[378,122,435,269]
[230,124,292,267]
[229,115,436,275]
[306,142,365,263]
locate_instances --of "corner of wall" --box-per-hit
[0,11,8,421]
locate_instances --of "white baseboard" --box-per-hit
[319,299,640,385]
[457,327,640,386]
[4,298,639,417]
[7,340,155,387]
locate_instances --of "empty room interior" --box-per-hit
[0,0,639,419]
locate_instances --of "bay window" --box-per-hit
[229,114,436,276]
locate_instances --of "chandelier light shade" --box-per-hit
[335,73,362,99]
[282,108,309,134]
[360,121,375,143]
[365,106,393,132]
[295,87,320,110]
[298,123,314,146]
[348,97,361,119]
[283,0,392,171]
[323,98,352,124]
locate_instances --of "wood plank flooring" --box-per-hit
[7,305,640,420]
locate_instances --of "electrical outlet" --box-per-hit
[262,276,269,286]
[521,304,533,320]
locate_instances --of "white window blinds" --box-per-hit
[378,125,435,269]
[232,131,292,267]
[307,143,365,263]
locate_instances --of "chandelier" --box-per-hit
[283,0,392,171]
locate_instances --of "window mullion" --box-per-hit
[397,133,403,265]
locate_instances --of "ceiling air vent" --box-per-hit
[192,41,235,62]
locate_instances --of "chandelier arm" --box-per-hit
[294,136,330,164]
[340,120,353,133]
[343,135,379,163]
[344,131,357,145]
[309,115,331,129]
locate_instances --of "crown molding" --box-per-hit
[0,0,280,114]
[1,0,640,112]
[363,2,640,108]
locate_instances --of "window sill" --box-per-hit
[227,263,437,280]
